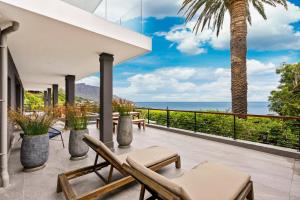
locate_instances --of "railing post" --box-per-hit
[194,112,197,132]
[298,120,300,152]
[147,108,150,124]
[166,107,170,128]
[233,115,236,140]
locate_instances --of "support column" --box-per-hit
[21,88,24,113]
[0,20,18,188]
[47,88,51,107]
[43,91,48,108]
[65,75,75,105]
[99,53,114,149]
[52,84,58,107]
[0,33,9,187]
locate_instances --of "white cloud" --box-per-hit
[114,60,280,102]
[76,76,100,87]
[247,59,276,74]
[156,25,212,55]
[157,2,300,54]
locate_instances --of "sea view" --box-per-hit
[135,102,271,115]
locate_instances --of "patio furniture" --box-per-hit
[96,111,141,129]
[96,114,119,129]
[48,126,65,148]
[123,156,254,200]
[113,119,146,133]
[133,119,146,130]
[57,134,181,200]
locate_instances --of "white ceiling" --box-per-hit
[0,0,151,91]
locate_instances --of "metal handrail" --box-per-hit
[135,107,300,151]
[136,107,300,121]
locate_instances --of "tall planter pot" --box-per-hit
[117,116,133,148]
[69,129,89,160]
[21,134,49,172]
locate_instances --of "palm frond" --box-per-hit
[179,0,228,36]
[252,0,267,19]
[250,0,288,21]
[178,0,287,36]
[246,0,252,25]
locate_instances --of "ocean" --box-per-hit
[135,102,271,115]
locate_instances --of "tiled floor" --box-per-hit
[1,125,299,200]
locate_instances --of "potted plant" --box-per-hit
[66,105,89,160]
[9,109,55,171]
[113,99,134,147]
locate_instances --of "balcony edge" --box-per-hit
[147,124,300,159]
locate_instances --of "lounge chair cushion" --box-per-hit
[127,156,250,200]
[173,162,251,200]
[84,134,178,167]
[117,146,178,167]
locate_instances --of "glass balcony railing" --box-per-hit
[61,0,144,34]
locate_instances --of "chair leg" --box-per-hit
[94,154,99,169]
[107,165,114,183]
[56,176,62,193]
[139,184,146,200]
[247,182,254,200]
[60,133,65,148]
[96,119,99,129]
[175,156,181,169]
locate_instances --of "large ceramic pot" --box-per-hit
[69,129,89,160]
[117,116,133,148]
[21,134,49,172]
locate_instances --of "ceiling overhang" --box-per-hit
[0,0,151,90]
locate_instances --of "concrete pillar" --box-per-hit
[47,88,51,107]
[0,20,18,188]
[65,75,75,106]
[43,91,48,108]
[52,84,58,107]
[15,82,21,110]
[0,33,9,187]
[99,53,114,149]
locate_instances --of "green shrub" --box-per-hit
[66,105,88,130]
[9,109,55,136]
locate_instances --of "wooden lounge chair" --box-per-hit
[113,119,146,133]
[123,156,254,200]
[133,119,146,130]
[57,134,181,200]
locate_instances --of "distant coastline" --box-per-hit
[135,102,271,115]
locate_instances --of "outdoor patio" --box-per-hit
[1,124,299,200]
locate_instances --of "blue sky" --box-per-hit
[78,0,300,102]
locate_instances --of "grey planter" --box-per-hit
[117,116,133,148]
[69,129,89,160]
[21,134,49,172]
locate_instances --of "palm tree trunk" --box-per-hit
[229,0,248,114]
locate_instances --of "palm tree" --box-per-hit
[179,0,287,114]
